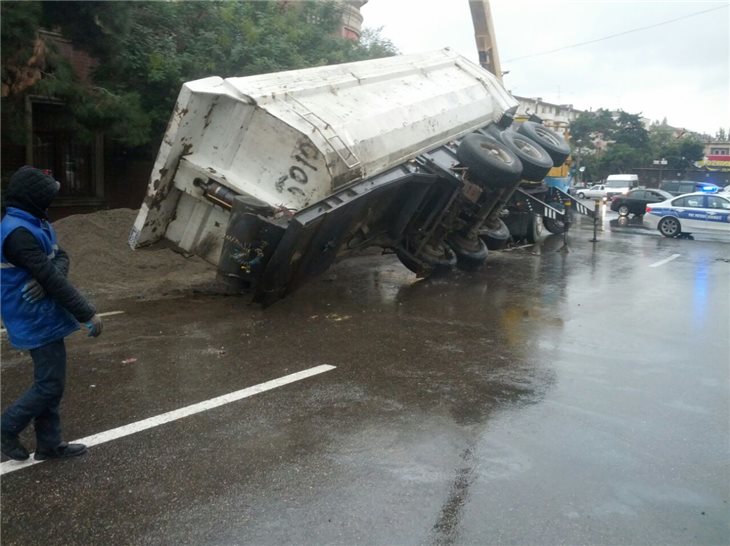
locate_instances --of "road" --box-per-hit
[2,216,729,545]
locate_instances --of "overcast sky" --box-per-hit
[360,0,730,135]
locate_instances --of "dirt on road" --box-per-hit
[54,209,220,305]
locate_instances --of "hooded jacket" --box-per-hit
[1,167,95,349]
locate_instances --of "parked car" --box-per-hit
[610,188,673,216]
[568,181,588,195]
[659,180,720,196]
[576,184,610,200]
[644,192,730,238]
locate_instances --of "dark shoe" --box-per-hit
[1,432,30,461]
[34,442,87,461]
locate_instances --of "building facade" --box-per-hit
[513,96,581,137]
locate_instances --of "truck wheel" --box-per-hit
[658,216,681,238]
[457,133,523,188]
[448,233,488,271]
[543,218,565,234]
[479,218,511,250]
[497,130,553,181]
[396,242,457,275]
[517,121,570,166]
[526,214,543,243]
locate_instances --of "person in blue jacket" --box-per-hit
[1,166,103,461]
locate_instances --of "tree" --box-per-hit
[569,109,652,177]
[1,1,398,151]
[614,111,649,151]
[648,122,704,170]
[569,109,614,151]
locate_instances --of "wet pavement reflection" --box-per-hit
[1,224,729,545]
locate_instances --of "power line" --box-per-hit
[504,4,729,63]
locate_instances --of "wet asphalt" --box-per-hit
[1,213,729,545]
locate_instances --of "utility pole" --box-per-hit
[468,0,503,80]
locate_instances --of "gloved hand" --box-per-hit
[85,314,103,337]
[22,280,46,303]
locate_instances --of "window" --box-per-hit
[673,196,703,208]
[705,196,730,210]
[31,101,96,198]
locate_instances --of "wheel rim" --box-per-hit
[514,138,543,160]
[534,126,561,146]
[619,205,629,216]
[660,217,679,236]
[533,214,544,237]
[479,140,515,165]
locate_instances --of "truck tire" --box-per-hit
[397,242,457,275]
[457,133,523,188]
[517,121,570,166]
[448,233,488,271]
[543,217,566,234]
[479,218,511,250]
[497,130,553,182]
[525,213,544,243]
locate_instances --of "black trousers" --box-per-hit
[1,338,66,450]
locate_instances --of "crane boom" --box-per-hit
[468,0,502,81]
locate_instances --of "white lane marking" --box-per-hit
[1,364,336,475]
[0,310,125,335]
[98,311,126,318]
[649,254,681,268]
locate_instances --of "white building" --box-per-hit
[513,96,581,137]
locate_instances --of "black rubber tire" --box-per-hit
[525,214,544,243]
[543,218,565,234]
[396,242,457,275]
[517,121,570,166]
[658,216,681,238]
[447,234,488,271]
[457,133,523,188]
[578,192,586,199]
[497,130,553,182]
[618,204,630,216]
[479,218,511,250]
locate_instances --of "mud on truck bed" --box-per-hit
[129,48,578,305]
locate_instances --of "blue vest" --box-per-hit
[1,207,79,349]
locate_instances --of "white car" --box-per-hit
[576,184,610,200]
[643,192,730,238]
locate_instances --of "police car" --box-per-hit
[643,192,730,238]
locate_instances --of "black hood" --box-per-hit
[3,166,60,219]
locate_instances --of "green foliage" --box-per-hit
[0,1,42,72]
[614,111,649,150]
[649,121,704,170]
[569,109,708,178]
[570,109,615,151]
[1,0,398,150]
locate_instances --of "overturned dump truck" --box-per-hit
[130,49,586,305]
